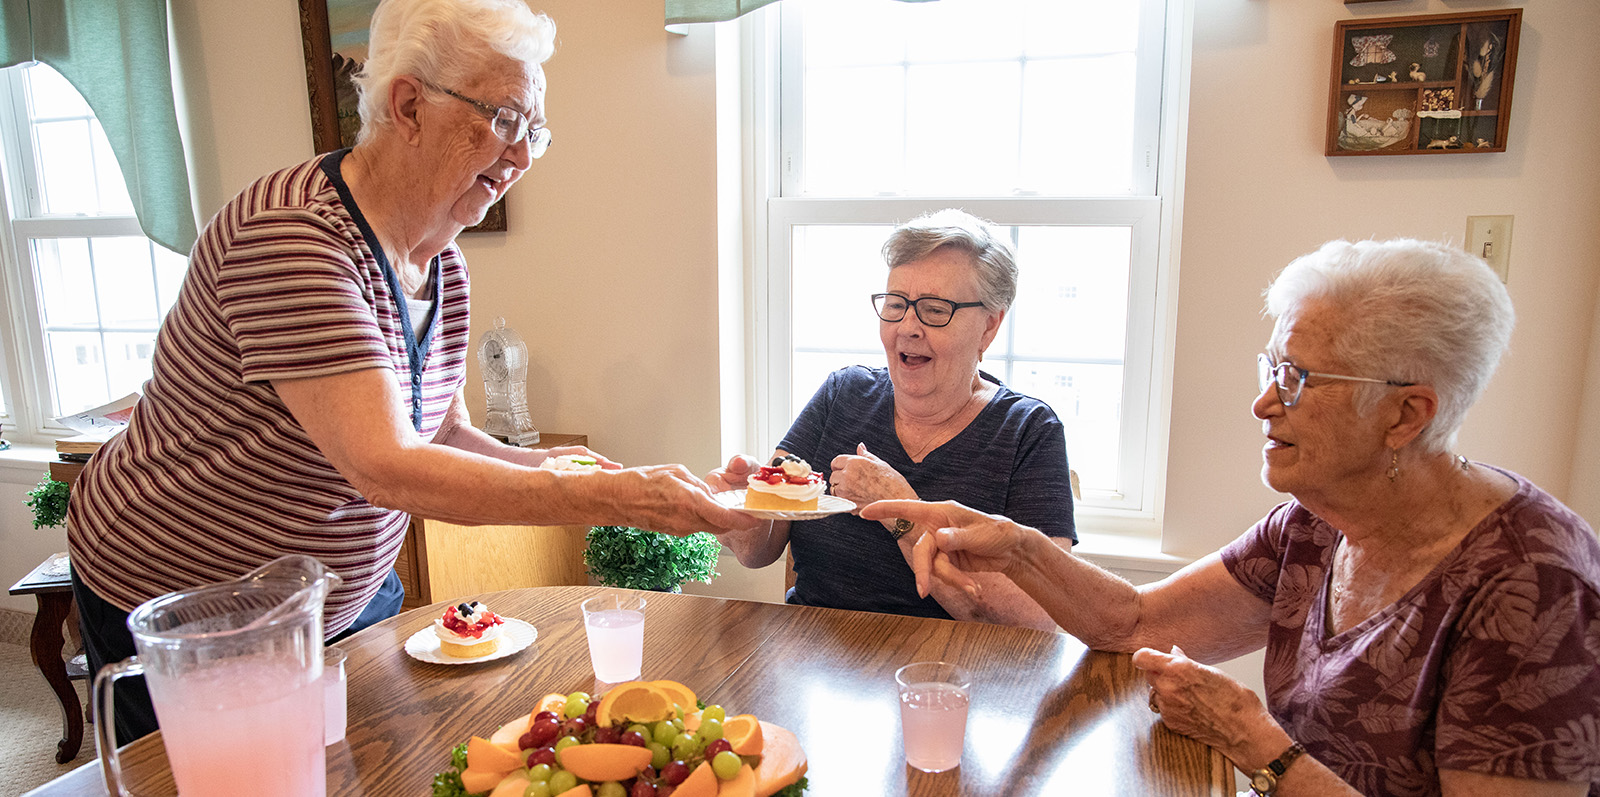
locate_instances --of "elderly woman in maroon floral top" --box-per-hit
[866,239,1600,797]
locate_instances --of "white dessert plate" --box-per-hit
[404,618,537,665]
[715,489,856,521]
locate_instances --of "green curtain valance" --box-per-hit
[0,0,197,256]
[668,0,934,26]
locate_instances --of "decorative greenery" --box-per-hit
[584,525,721,592]
[24,477,70,529]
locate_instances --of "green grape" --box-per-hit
[627,724,651,739]
[647,741,671,769]
[670,717,686,732]
[671,731,703,761]
[553,735,581,759]
[563,694,590,720]
[548,770,577,794]
[526,764,552,782]
[698,717,724,743]
[597,782,627,797]
[711,750,742,781]
[700,705,726,724]
[651,721,678,746]
[523,781,552,797]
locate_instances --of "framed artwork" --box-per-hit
[297,0,507,231]
[1325,9,1521,157]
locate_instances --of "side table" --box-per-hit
[9,553,87,764]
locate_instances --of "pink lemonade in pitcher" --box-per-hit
[146,657,326,796]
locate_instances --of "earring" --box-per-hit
[1386,449,1400,483]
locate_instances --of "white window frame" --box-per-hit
[726,0,1193,540]
[0,66,155,444]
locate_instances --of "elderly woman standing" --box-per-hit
[869,239,1600,795]
[710,209,1075,629]
[68,0,746,745]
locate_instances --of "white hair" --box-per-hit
[353,0,556,144]
[1264,238,1515,454]
[882,209,1019,312]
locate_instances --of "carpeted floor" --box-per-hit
[0,642,96,794]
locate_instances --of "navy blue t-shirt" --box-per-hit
[779,366,1075,619]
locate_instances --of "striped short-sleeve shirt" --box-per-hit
[67,150,471,637]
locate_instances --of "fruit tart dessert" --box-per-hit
[744,455,826,511]
[433,679,808,797]
[435,601,506,658]
[541,454,604,472]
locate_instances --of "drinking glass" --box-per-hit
[323,647,348,745]
[580,592,647,682]
[896,661,971,773]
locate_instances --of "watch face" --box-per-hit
[1250,772,1276,792]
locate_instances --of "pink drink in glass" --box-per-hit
[584,608,645,682]
[146,658,327,796]
[896,661,972,773]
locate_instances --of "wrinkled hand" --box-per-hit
[602,464,756,537]
[860,499,1032,598]
[539,445,622,470]
[704,454,762,493]
[830,443,916,508]
[1134,645,1282,763]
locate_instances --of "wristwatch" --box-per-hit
[1248,742,1306,795]
[890,518,915,540]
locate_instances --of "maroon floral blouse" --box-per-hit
[1221,467,1600,796]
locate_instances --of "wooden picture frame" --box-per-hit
[296,0,507,231]
[1326,9,1521,157]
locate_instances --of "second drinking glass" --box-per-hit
[580,592,647,682]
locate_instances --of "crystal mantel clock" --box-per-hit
[477,317,540,446]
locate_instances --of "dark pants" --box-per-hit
[72,567,405,746]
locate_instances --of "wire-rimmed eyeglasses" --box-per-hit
[1257,353,1413,407]
[871,293,985,328]
[420,80,551,157]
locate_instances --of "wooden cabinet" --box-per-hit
[394,433,591,609]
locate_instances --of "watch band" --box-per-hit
[890,517,915,540]
[1248,742,1306,795]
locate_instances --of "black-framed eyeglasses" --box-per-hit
[1257,353,1413,407]
[420,80,551,157]
[871,293,985,328]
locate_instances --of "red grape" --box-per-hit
[528,717,561,748]
[528,746,557,767]
[703,739,733,759]
[662,760,690,785]
[620,731,647,748]
[517,730,536,750]
[630,780,657,797]
[595,726,622,744]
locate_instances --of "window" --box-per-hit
[0,64,186,442]
[745,0,1174,515]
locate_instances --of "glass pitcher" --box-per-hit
[93,555,341,796]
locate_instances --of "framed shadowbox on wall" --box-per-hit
[1326,9,1521,157]
[297,0,507,231]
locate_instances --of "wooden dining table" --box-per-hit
[29,586,1229,796]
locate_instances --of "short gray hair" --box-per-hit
[882,209,1018,312]
[353,0,556,145]
[1264,238,1514,454]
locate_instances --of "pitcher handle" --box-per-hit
[92,656,142,797]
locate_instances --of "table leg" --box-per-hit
[29,592,83,764]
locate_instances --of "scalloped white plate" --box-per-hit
[715,489,856,521]
[404,618,536,665]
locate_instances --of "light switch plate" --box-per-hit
[1466,215,1513,283]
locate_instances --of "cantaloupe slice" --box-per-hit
[467,735,524,774]
[673,758,721,797]
[752,722,807,797]
[555,785,592,797]
[683,709,702,733]
[488,712,534,752]
[557,742,654,782]
[460,766,506,794]
[718,762,756,797]
[488,773,531,797]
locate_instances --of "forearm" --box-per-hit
[720,519,791,569]
[1003,530,1145,650]
[432,417,543,467]
[896,527,1059,631]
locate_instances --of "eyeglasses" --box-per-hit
[1257,353,1413,407]
[871,293,985,328]
[421,80,551,157]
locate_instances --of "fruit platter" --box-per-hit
[432,679,808,797]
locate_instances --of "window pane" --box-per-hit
[1006,361,1123,491]
[1008,227,1131,362]
[44,330,109,417]
[102,331,158,400]
[24,65,90,118]
[154,243,188,315]
[25,64,134,216]
[33,120,99,213]
[795,0,1151,197]
[92,238,162,328]
[34,239,99,328]
[790,225,894,352]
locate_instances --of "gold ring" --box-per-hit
[1148,688,1160,714]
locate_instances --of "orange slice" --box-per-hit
[535,692,568,715]
[723,714,764,756]
[649,680,698,713]
[595,681,674,727]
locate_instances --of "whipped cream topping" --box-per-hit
[540,454,602,471]
[747,478,828,501]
